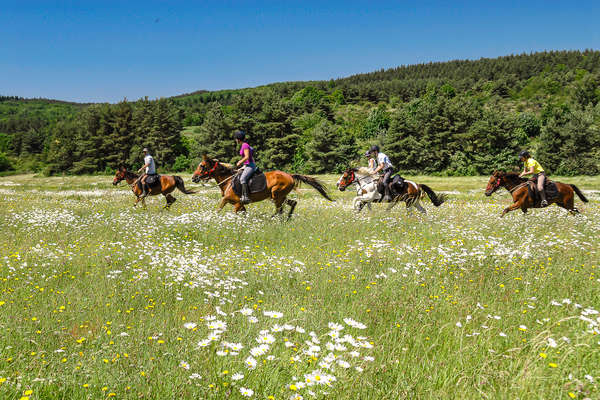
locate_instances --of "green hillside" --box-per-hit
[1,50,599,175]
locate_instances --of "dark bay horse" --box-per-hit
[191,156,332,219]
[113,166,196,208]
[337,167,446,213]
[485,170,588,216]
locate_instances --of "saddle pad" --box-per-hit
[232,170,267,196]
[527,180,559,204]
[146,174,161,187]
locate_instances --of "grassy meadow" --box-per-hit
[0,173,599,399]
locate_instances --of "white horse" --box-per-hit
[336,167,381,211]
[337,167,445,214]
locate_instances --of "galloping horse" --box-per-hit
[192,155,332,219]
[485,170,588,216]
[337,167,446,213]
[113,166,196,208]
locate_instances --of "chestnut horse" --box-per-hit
[192,156,332,219]
[337,167,446,213]
[113,166,196,208]
[485,170,588,216]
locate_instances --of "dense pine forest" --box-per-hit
[1,50,599,176]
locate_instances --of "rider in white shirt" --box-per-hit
[369,145,394,201]
[137,147,157,197]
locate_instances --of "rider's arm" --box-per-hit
[373,164,383,173]
[137,163,149,173]
[519,166,534,177]
[236,148,250,167]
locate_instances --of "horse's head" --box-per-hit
[192,155,219,183]
[113,166,127,186]
[485,170,503,196]
[337,168,357,192]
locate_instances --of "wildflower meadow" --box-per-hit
[0,174,599,399]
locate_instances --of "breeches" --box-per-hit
[240,165,256,184]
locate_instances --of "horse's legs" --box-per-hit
[233,202,246,213]
[164,193,176,209]
[272,196,285,217]
[501,201,522,217]
[285,198,297,220]
[414,199,427,214]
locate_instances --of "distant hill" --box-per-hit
[1,50,599,175]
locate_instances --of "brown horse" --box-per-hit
[191,156,332,219]
[113,166,196,208]
[485,170,588,216]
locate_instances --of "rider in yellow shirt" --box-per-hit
[518,150,548,207]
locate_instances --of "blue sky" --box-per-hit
[1,1,598,103]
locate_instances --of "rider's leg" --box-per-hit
[383,169,393,201]
[538,173,547,206]
[240,165,255,204]
[140,174,148,197]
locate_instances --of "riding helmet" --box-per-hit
[234,130,246,140]
[143,147,149,153]
[518,150,530,159]
[369,145,380,154]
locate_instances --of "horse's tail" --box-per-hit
[174,176,196,194]
[569,184,589,203]
[292,175,333,201]
[419,184,446,207]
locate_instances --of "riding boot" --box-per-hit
[540,189,548,207]
[241,183,251,204]
[383,185,392,202]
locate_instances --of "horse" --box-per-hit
[112,166,196,208]
[336,167,446,213]
[484,170,588,216]
[191,155,333,219]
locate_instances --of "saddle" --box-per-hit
[145,174,161,187]
[138,174,161,193]
[232,168,267,196]
[527,179,559,204]
[376,174,406,201]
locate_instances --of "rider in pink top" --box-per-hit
[234,130,256,204]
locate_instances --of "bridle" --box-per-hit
[486,176,502,195]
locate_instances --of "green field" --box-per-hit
[0,174,599,399]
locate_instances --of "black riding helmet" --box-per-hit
[519,150,531,159]
[234,130,246,141]
[369,145,380,154]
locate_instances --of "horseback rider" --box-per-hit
[368,145,395,201]
[136,147,157,197]
[518,150,548,207]
[364,150,377,172]
[234,130,256,204]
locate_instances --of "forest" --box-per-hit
[1,50,599,176]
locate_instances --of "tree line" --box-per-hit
[1,50,599,176]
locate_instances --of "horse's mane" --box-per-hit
[218,162,235,174]
[355,167,377,176]
[502,172,526,183]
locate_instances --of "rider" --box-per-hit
[369,145,395,201]
[234,130,256,204]
[364,150,377,172]
[137,147,157,197]
[518,150,548,207]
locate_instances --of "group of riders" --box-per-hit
[135,131,551,208]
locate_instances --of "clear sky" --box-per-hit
[1,1,599,103]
